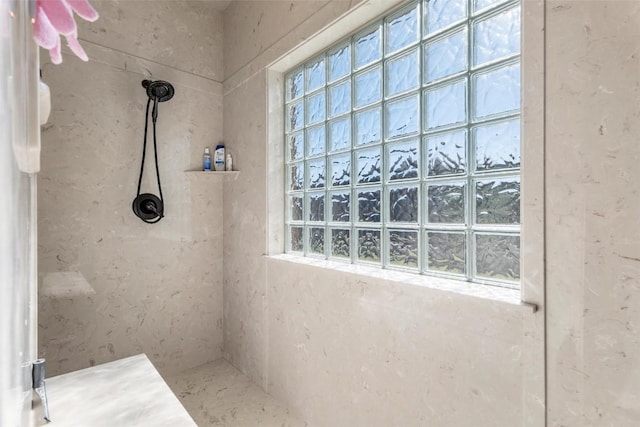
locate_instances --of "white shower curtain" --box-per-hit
[0,0,41,426]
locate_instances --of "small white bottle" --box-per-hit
[225,152,233,171]
[214,144,225,171]
[203,147,212,171]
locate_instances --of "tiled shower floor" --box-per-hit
[165,359,306,427]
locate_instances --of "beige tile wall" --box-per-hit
[38,1,225,377]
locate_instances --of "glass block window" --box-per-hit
[284,0,521,288]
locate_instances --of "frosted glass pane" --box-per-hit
[474,0,509,12]
[355,26,382,69]
[306,125,325,157]
[309,193,325,221]
[329,45,350,82]
[290,226,303,251]
[428,183,465,223]
[389,230,418,267]
[331,229,350,258]
[425,29,467,83]
[387,5,419,54]
[330,154,351,187]
[329,81,351,117]
[475,177,520,224]
[289,163,304,191]
[358,229,381,262]
[309,227,325,254]
[475,119,520,171]
[426,130,466,176]
[286,69,304,101]
[329,117,351,151]
[331,192,350,222]
[425,80,466,129]
[288,132,304,161]
[386,48,420,97]
[474,6,521,66]
[307,159,325,189]
[476,234,520,281]
[425,0,466,35]
[355,107,381,146]
[356,147,381,184]
[290,195,303,221]
[389,186,419,222]
[287,102,304,132]
[307,91,326,124]
[474,63,520,119]
[427,231,465,274]
[307,58,325,92]
[358,189,381,222]
[355,66,382,107]
[386,95,420,139]
[388,139,419,181]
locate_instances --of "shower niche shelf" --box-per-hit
[184,170,240,181]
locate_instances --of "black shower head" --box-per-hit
[142,79,174,102]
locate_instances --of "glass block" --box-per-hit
[355,66,382,108]
[475,119,520,171]
[308,192,325,222]
[286,69,304,101]
[290,195,303,221]
[388,139,419,181]
[309,227,325,255]
[331,191,350,222]
[358,189,381,223]
[425,0,466,36]
[288,132,304,161]
[289,163,304,191]
[474,63,520,119]
[290,226,303,252]
[329,45,351,82]
[306,58,325,92]
[474,0,509,12]
[331,228,351,258]
[329,117,351,152]
[389,230,418,267]
[330,154,351,187]
[474,6,521,66]
[307,159,325,189]
[389,186,419,222]
[425,29,467,83]
[475,233,520,281]
[386,48,420,97]
[386,94,420,139]
[475,177,520,224]
[355,25,382,69]
[428,183,465,223]
[386,4,420,54]
[287,101,304,132]
[426,231,465,275]
[356,147,381,184]
[306,91,326,125]
[329,81,351,117]
[425,80,466,130]
[355,107,382,146]
[306,125,326,158]
[358,229,381,262]
[426,130,466,176]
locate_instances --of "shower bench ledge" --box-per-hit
[41,354,196,426]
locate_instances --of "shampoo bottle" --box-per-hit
[214,144,225,171]
[203,147,212,171]
[225,152,233,171]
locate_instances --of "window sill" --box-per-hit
[265,254,536,313]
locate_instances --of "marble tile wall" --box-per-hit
[38,1,225,377]
[546,1,640,426]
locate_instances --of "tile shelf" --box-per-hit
[184,170,240,181]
